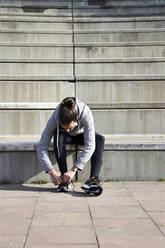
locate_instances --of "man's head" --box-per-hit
[59,97,78,132]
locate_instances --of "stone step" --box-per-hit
[74,0,165,8]
[0,8,72,17]
[0,134,165,151]
[73,7,165,18]
[0,15,164,25]
[0,15,72,22]
[0,63,73,78]
[74,29,165,43]
[0,134,165,182]
[0,108,165,135]
[0,30,72,43]
[76,75,165,81]
[1,43,164,60]
[1,17,165,31]
[75,45,165,59]
[0,102,165,110]
[74,18,165,31]
[75,61,165,77]
[0,0,72,9]
[0,20,72,31]
[76,81,165,104]
[0,75,74,81]
[1,80,165,104]
[1,58,165,63]
[0,0,164,18]
[0,81,74,102]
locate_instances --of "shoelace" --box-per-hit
[71,180,76,191]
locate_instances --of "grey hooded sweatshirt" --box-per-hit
[37,98,95,172]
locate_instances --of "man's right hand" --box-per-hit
[48,168,63,185]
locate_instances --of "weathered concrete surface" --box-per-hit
[0,182,165,248]
[0,134,165,183]
[76,81,165,104]
[0,45,73,60]
[75,45,165,59]
[75,61,165,76]
[74,17,165,30]
[1,108,165,135]
[0,81,74,102]
[74,30,165,43]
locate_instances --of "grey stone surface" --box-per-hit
[0,182,165,248]
[75,61,165,76]
[74,18,165,30]
[0,31,72,43]
[0,81,74,102]
[76,81,165,104]
[1,109,165,135]
[0,150,75,183]
[0,63,73,77]
[74,30,165,43]
[75,45,165,59]
[0,21,72,31]
[0,45,73,60]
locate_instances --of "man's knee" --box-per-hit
[96,133,105,146]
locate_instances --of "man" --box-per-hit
[37,97,105,193]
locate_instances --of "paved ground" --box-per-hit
[0,182,165,248]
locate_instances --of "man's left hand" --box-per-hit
[63,167,78,184]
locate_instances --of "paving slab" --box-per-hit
[138,200,165,211]
[0,219,30,235]
[149,212,165,226]
[0,182,165,248]
[0,236,26,248]
[25,226,97,246]
[90,205,148,219]
[32,212,92,226]
[97,234,165,248]
[94,218,161,235]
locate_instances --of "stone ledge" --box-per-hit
[76,75,165,81]
[0,135,165,151]
[1,102,165,110]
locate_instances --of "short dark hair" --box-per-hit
[59,97,78,125]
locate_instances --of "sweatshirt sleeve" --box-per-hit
[37,110,58,172]
[74,106,95,170]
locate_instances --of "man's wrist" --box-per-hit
[71,166,78,173]
[48,168,55,175]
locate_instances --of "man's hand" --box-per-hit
[48,168,63,185]
[63,167,78,184]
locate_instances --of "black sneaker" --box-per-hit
[57,183,70,192]
[81,177,103,196]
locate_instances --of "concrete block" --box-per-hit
[73,0,165,8]
[0,81,74,102]
[0,31,72,43]
[75,45,165,59]
[74,31,165,43]
[0,63,73,77]
[76,81,165,104]
[74,19,165,31]
[0,45,73,60]
[92,109,165,134]
[75,61,165,76]
[0,20,72,31]
[0,109,165,135]
[0,110,54,135]
[0,0,72,9]
[0,150,76,183]
[78,150,165,181]
[73,7,165,18]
